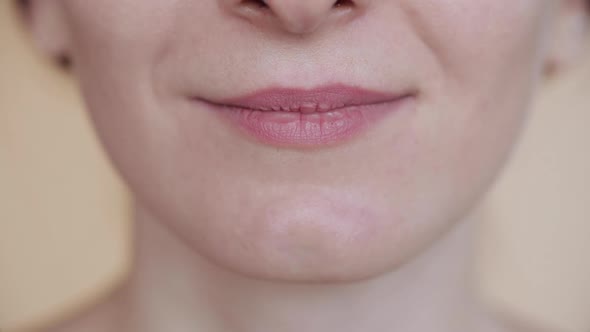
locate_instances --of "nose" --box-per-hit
[228,0,359,35]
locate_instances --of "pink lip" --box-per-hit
[195,84,414,147]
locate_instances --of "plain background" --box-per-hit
[1,1,589,331]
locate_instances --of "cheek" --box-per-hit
[406,0,550,84]
[413,0,550,183]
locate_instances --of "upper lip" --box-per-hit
[196,84,411,113]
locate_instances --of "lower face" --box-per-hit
[60,0,551,281]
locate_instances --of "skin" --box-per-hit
[26,0,587,331]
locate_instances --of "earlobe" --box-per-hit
[26,0,72,68]
[543,0,590,78]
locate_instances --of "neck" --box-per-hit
[124,203,500,332]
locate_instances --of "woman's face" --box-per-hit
[33,0,572,281]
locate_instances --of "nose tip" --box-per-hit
[233,0,356,35]
[265,0,342,34]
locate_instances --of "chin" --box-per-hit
[149,184,435,284]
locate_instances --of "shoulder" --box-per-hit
[46,290,132,332]
[496,312,558,332]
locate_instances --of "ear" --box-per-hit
[25,0,72,67]
[544,0,590,77]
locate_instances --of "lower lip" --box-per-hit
[200,97,413,147]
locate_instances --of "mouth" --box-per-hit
[193,84,415,148]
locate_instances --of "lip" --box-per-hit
[194,84,414,148]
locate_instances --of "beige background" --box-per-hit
[0,2,130,331]
[1,1,589,331]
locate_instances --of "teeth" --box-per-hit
[300,104,317,114]
[265,103,346,113]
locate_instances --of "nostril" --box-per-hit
[240,0,353,11]
[240,0,269,9]
[234,0,358,34]
[334,0,355,8]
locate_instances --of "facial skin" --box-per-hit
[30,0,572,282]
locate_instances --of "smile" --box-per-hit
[193,84,415,148]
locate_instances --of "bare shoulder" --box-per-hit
[497,312,558,332]
[45,290,131,332]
